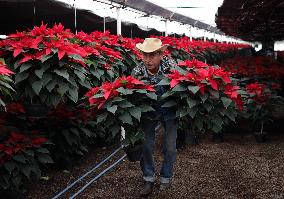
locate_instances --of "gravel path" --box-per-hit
[27,133,284,199]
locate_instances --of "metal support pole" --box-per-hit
[74,0,77,34]
[203,30,206,41]
[189,26,192,42]
[103,17,106,33]
[116,7,121,35]
[165,19,168,36]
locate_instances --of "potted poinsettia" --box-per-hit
[85,75,157,161]
[0,23,93,112]
[0,59,14,109]
[245,82,280,142]
[157,59,242,141]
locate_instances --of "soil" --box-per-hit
[26,132,284,199]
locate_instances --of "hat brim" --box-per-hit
[135,43,169,53]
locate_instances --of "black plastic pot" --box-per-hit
[212,133,224,143]
[177,130,199,147]
[24,103,50,117]
[254,132,267,143]
[123,143,143,162]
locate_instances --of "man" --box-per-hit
[132,38,178,196]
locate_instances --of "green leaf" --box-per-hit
[161,91,172,99]
[32,80,43,95]
[21,166,32,179]
[70,128,79,136]
[12,154,26,163]
[212,115,223,127]
[188,107,198,118]
[74,69,86,82]
[188,85,200,94]
[57,82,69,96]
[139,104,155,112]
[62,130,73,145]
[118,100,134,108]
[107,105,118,114]
[146,92,157,100]
[38,154,54,164]
[19,63,32,72]
[15,72,29,84]
[194,118,203,130]
[157,78,169,86]
[23,149,34,156]
[112,97,124,102]
[221,97,232,108]
[200,93,209,103]
[129,107,142,121]
[50,94,61,107]
[46,80,57,92]
[42,73,52,87]
[212,125,222,133]
[203,102,213,112]
[37,148,49,154]
[54,69,69,80]
[135,89,147,94]
[35,67,45,78]
[209,89,219,98]
[81,128,92,137]
[4,161,17,173]
[97,112,108,123]
[109,124,120,137]
[116,87,133,95]
[161,100,177,107]
[41,54,53,63]
[177,108,190,118]
[12,175,22,190]
[69,54,84,62]
[119,111,133,124]
[172,84,187,92]
[186,98,198,108]
[223,109,236,122]
[67,86,78,102]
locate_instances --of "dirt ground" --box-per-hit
[27,132,284,199]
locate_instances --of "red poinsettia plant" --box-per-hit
[244,81,283,135]
[0,23,94,107]
[158,59,243,135]
[85,75,157,146]
[0,130,52,192]
[0,59,15,108]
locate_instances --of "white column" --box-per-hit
[189,26,192,42]
[204,30,206,41]
[116,7,121,35]
[74,0,77,34]
[103,17,106,33]
[213,33,216,43]
[165,19,168,36]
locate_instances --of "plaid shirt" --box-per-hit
[131,56,177,84]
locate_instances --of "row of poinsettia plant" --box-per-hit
[0,23,281,193]
[220,54,284,134]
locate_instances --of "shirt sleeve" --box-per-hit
[131,64,144,79]
[162,56,177,74]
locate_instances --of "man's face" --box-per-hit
[142,51,163,71]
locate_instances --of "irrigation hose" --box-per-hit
[52,147,122,199]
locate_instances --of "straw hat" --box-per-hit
[136,38,169,53]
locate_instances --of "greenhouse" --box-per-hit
[0,0,284,198]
